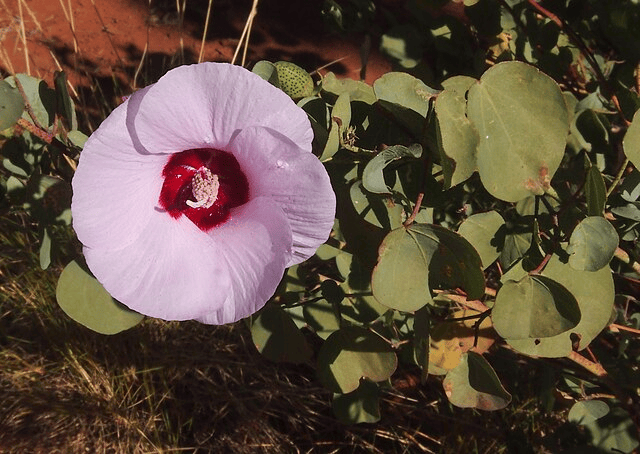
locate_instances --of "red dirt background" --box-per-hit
[1,0,391,110]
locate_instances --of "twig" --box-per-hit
[529,253,552,275]
[13,77,48,131]
[198,0,214,63]
[403,193,424,227]
[567,351,607,377]
[231,0,259,66]
[16,0,30,75]
[609,323,640,335]
[435,291,490,313]
[606,158,630,197]
[613,247,640,275]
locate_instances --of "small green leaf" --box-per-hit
[54,70,76,130]
[0,79,24,130]
[500,230,532,269]
[67,130,89,149]
[624,108,640,171]
[56,260,144,334]
[443,352,511,411]
[506,253,614,357]
[413,306,430,382]
[568,400,610,424]
[570,402,639,454]
[332,379,381,424]
[349,181,405,230]
[457,211,505,269]
[373,72,436,117]
[39,227,51,270]
[251,305,312,364]
[435,76,479,188]
[362,144,422,194]
[24,174,72,226]
[252,60,280,87]
[317,326,397,394]
[467,61,570,202]
[585,165,607,216]
[303,298,341,340]
[274,61,314,99]
[568,216,618,271]
[321,92,351,161]
[322,72,376,104]
[372,224,485,312]
[6,74,56,127]
[492,275,581,340]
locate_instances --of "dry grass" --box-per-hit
[0,216,581,453]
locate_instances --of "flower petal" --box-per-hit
[228,126,336,265]
[126,63,313,154]
[83,197,292,324]
[197,198,293,324]
[72,97,168,250]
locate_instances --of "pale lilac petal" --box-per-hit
[197,198,293,324]
[72,98,168,250]
[83,211,230,320]
[228,126,336,265]
[83,197,291,324]
[126,63,312,154]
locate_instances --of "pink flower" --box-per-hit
[71,63,336,324]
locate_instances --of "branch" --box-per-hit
[567,351,607,377]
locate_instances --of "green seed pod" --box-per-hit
[274,61,314,99]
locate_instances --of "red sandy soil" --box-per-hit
[0,0,391,108]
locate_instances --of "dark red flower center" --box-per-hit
[159,148,250,231]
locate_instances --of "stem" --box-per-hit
[609,323,640,335]
[436,291,490,312]
[529,253,552,275]
[567,351,607,377]
[613,247,640,275]
[403,193,424,227]
[606,158,630,198]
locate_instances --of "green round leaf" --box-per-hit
[251,305,312,364]
[585,165,607,216]
[5,74,56,127]
[457,211,505,269]
[56,260,144,334]
[322,72,376,104]
[372,224,485,312]
[303,298,341,340]
[332,379,381,424]
[373,72,436,117]
[570,403,639,454]
[274,61,314,99]
[317,326,397,394]
[24,175,72,226]
[350,181,405,230]
[492,275,581,340]
[443,352,511,411]
[467,61,570,202]
[321,92,351,161]
[362,144,422,194]
[435,77,479,188]
[252,60,281,87]
[568,216,619,271]
[0,79,25,130]
[624,108,640,168]
[568,400,610,424]
[506,253,614,357]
